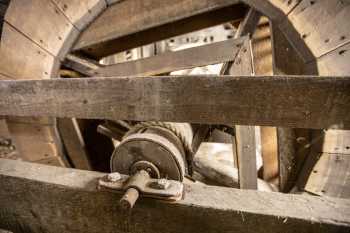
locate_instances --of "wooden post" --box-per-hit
[226,9,261,189]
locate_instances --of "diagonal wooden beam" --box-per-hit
[234,8,262,39]
[0,158,349,233]
[73,0,246,58]
[67,37,247,77]
[0,75,349,129]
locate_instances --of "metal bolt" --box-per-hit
[155,178,170,190]
[119,188,139,210]
[107,172,121,182]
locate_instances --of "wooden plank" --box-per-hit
[234,8,261,39]
[235,125,258,189]
[226,32,257,189]
[5,0,79,59]
[261,127,278,182]
[0,118,18,160]
[271,20,313,192]
[280,0,350,62]
[304,153,350,199]
[314,130,350,155]
[6,116,55,125]
[225,39,254,75]
[268,0,302,15]
[0,22,59,79]
[52,0,106,30]
[63,54,101,76]
[253,19,280,186]
[57,118,92,170]
[251,17,273,76]
[0,75,349,129]
[0,158,349,233]
[35,156,66,167]
[6,123,61,162]
[90,37,246,77]
[305,42,350,76]
[73,0,246,58]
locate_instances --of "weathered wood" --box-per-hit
[315,130,350,155]
[234,8,261,39]
[235,125,258,189]
[57,118,92,170]
[63,54,101,76]
[0,22,58,79]
[305,42,350,76]
[6,123,65,164]
[304,152,350,199]
[52,0,106,30]
[5,0,79,58]
[73,0,246,58]
[94,37,246,77]
[280,0,350,61]
[226,34,257,189]
[271,22,305,76]
[34,156,66,167]
[270,20,314,192]
[261,127,278,182]
[194,142,274,191]
[0,158,349,233]
[254,19,280,186]
[0,75,349,129]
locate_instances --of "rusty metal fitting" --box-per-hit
[153,178,170,190]
[107,172,122,182]
[119,187,140,210]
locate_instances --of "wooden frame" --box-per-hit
[0,75,349,129]
[0,158,349,233]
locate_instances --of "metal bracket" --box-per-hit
[98,170,184,209]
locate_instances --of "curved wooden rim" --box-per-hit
[0,0,349,181]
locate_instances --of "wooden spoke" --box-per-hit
[66,37,247,77]
[0,75,349,129]
[73,0,247,58]
[234,8,261,39]
[222,8,262,190]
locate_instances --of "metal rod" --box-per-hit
[119,187,140,210]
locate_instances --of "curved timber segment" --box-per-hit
[0,0,349,184]
[0,0,106,166]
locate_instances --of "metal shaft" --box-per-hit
[119,170,150,210]
[119,187,140,210]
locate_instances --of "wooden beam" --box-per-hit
[234,8,261,39]
[0,75,349,129]
[63,54,101,77]
[57,118,92,170]
[226,10,261,189]
[73,0,246,58]
[271,23,312,192]
[227,39,258,189]
[0,158,349,233]
[94,37,247,77]
[235,125,258,189]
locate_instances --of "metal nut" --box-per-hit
[107,172,121,182]
[154,178,170,190]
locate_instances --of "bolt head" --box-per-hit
[107,172,121,182]
[155,178,170,190]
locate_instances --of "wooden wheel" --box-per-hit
[0,0,349,198]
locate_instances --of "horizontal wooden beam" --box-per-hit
[73,0,246,58]
[0,75,349,129]
[0,158,349,233]
[92,37,247,76]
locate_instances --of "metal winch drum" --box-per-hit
[110,122,193,181]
